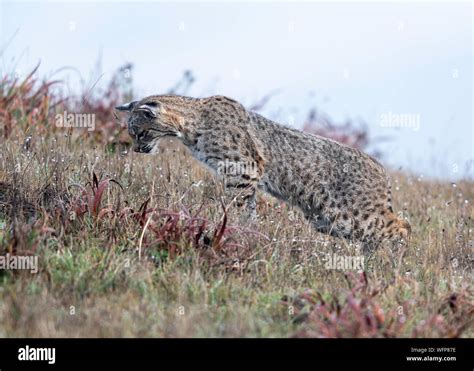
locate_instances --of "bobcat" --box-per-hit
[116,94,411,253]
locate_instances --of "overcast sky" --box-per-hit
[0,1,472,179]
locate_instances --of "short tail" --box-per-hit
[397,218,411,242]
[386,212,411,243]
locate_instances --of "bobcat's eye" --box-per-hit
[143,110,154,119]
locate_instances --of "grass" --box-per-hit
[0,136,472,338]
[0,66,472,338]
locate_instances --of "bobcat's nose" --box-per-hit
[129,126,137,137]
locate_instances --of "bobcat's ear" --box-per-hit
[115,101,138,112]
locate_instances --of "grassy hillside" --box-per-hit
[0,67,472,337]
[0,135,472,337]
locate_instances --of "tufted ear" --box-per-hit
[135,103,158,118]
[115,101,138,112]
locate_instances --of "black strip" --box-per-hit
[0,338,471,367]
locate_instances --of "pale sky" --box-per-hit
[0,1,472,179]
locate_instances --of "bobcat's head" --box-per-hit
[116,97,184,153]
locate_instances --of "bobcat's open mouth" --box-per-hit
[133,142,153,153]
[133,137,170,154]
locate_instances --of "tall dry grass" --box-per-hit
[0,66,472,337]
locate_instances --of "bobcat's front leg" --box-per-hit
[195,127,265,223]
